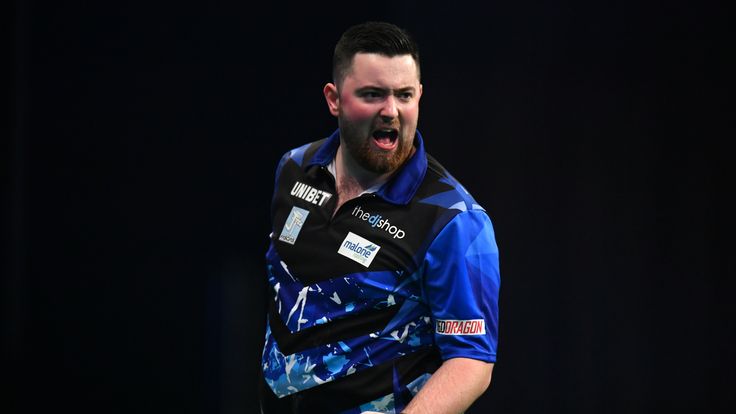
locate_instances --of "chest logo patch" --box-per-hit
[279,206,310,245]
[337,232,381,268]
[290,181,332,206]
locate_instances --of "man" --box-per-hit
[259,22,500,414]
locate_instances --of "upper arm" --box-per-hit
[423,210,501,362]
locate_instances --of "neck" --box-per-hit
[335,145,392,194]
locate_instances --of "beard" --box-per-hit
[338,116,415,175]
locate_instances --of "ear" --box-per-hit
[417,83,423,101]
[323,83,340,117]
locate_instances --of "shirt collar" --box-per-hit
[307,128,428,205]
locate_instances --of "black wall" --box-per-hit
[6,1,732,413]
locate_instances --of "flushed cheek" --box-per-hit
[401,105,419,122]
[340,96,376,121]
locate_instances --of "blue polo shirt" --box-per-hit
[260,130,500,413]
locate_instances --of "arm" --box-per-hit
[404,210,499,413]
[400,358,493,414]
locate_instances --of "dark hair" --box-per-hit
[332,21,420,87]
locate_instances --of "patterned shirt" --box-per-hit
[260,130,500,413]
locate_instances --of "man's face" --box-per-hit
[325,53,422,175]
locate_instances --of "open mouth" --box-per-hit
[371,129,399,150]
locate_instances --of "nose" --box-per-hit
[379,95,398,121]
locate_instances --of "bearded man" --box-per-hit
[259,21,501,414]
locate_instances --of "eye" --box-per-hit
[398,92,414,101]
[361,90,383,99]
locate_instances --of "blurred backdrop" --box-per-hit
[6,1,733,413]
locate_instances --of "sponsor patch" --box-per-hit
[290,181,333,206]
[351,205,406,239]
[279,206,310,245]
[436,319,486,335]
[337,232,381,268]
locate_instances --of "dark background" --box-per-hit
[6,1,733,413]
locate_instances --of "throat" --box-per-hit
[332,162,376,217]
[335,175,365,211]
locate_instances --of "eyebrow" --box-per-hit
[355,86,417,93]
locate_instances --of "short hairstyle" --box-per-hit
[332,21,420,87]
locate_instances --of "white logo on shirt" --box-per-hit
[290,181,332,206]
[351,205,406,239]
[337,232,381,268]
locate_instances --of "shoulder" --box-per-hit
[277,138,328,168]
[273,137,330,181]
[414,152,487,214]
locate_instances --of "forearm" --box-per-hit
[400,358,493,414]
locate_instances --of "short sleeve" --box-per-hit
[423,210,500,362]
